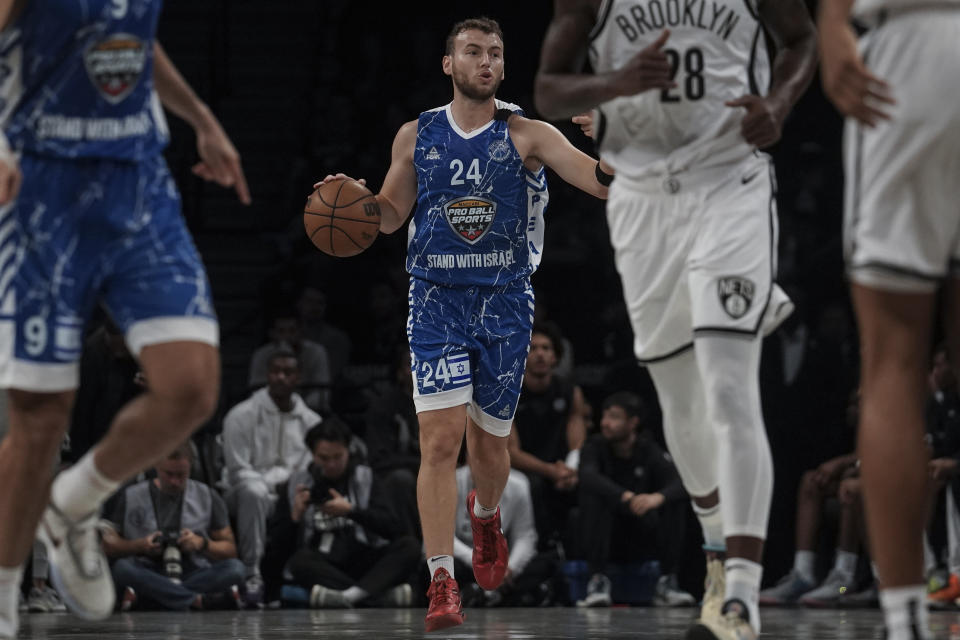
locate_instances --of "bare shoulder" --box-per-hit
[392,119,418,156]
[507,114,555,141]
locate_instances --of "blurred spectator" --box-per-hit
[453,462,559,607]
[509,321,586,549]
[364,347,420,537]
[760,390,861,607]
[577,392,693,608]
[533,298,574,380]
[297,286,351,380]
[249,311,331,413]
[223,349,319,606]
[66,319,145,463]
[102,442,244,611]
[271,419,420,608]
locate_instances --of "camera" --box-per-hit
[310,466,334,504]
[158,529,182,583]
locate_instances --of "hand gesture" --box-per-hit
[141,531,163,557]
[812,458,846,487]
[319,488,354,517]
[192,118,251,204]
[291,484,311,523]
[725,94,786,149]
[572,112,595,139]
[818,19,894,126]
[613,30,674,97]
[0,153,21,206]
[628,492,664,517]
[312,173,367,190]
[178,528,205,554]
[550,461,578,491]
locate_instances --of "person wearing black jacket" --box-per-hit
[577,391,693,607]
[265,418,420,608]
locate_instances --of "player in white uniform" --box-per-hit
[820,2,960,639]
[535,2,816,639]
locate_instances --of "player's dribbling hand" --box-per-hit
[817,15,894,127]
[572,112,595,139]
[192,115,252,205]
[0,154,22,206]
[725,94,786,149]
[614,29,675,96]
[313,173,367,189]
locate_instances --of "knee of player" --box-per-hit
[419,431,462,466]
[152,373,219,427]
[6,389,73,453]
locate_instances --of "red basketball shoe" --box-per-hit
[424,568,464,632]
[467,489,509,590]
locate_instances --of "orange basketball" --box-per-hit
[304,180,381,257]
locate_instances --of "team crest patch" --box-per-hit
[443,196,497,244]
[717,276,755,319]
[84,33,147,104]
[488,139,511,162]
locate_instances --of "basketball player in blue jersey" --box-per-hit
[0,1,249,636]
[319,16,613,632]
[821,2,960,638]
[534,2,817,639]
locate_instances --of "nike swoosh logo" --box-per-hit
[741,170,761,185]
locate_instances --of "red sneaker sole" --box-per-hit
[425,612,465,632]
[474,570,506,591]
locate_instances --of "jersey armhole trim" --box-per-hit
[588,0,615,42]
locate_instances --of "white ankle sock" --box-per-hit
[473,498,498,520]
[725,558,762,633]
[0,565,23,639]
[833,550,858,580]
[341,586,368,604]
[794,550,816,584]
[51,451,121,521]
[880,585,932,640]
[693,502,725,552]
[427,555,455,580]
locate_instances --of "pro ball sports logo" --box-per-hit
[717,276,755,319]
[443,196,497,244]
[84,34,147,104]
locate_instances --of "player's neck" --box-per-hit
[449,96,496,133]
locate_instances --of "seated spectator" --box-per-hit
[271,419,420,608]
[364,347,420,538]
[102,442,244,611]
[297,286,351,381]
[508,322,586,549]
[249,311,331,412]
[453,458,558,607]
[761,390,862,606]
[223,349,319,606]
[577,391,694,608]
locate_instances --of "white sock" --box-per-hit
[833,550,858,580]
[51,452,121,521]
[693,502,725,552]
[427,555,455,580]
[725,558,762,634]
[794,550,816,584]
[341,586,368,604]
[0,565,23,639]
[473,498,498,520]
[880,585,932,640]
[871,561,881,581]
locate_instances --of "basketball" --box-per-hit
[304,179,381,257]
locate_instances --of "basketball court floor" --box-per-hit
[16,608,960,639]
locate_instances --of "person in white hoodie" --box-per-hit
[222,349,320,606]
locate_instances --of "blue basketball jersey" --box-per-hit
[407,100,549,288]
[0,0,168,161]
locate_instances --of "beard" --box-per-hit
[451,66,501,101]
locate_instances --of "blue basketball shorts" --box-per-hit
[406,276,534,437]
[0,153,218,392]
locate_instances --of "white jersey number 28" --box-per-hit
[660,47,705,103]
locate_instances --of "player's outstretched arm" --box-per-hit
[534,0,673,121]
[152,42,251,204]
[316,120,418,235]
[512,117,610,199]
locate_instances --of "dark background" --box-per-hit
[157,0,860,592]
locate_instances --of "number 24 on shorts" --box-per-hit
[417,352,471,391]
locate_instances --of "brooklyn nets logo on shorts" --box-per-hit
[717,276,755,319]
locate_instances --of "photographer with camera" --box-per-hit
[269,418,421,608]
[102,442,245,611]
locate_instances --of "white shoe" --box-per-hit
[761,284,794,336]
[576,573,612,608]
[37,503,115,620]
[27,585,67,613]
[686,602,757,640]
[698,557,726,626]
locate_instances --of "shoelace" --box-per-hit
[475,516,500,562]
[429,578,460,607]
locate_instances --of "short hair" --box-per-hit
[166,440,195,463]
[445,16,504,55]
[602,391,645,422]
[267,348,299,369]
[531,321,564,361]
[304,416,353,451]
